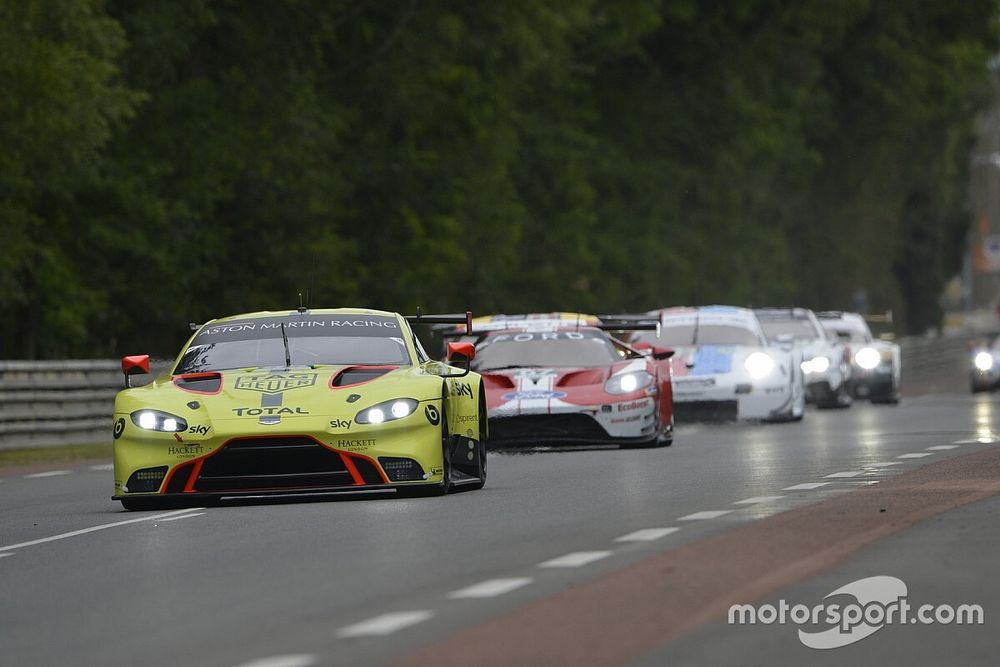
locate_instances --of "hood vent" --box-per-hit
[173,372,223,394]
[331,366,393,388]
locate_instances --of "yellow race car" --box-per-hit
[112,308,486,510]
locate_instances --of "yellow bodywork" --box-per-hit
[112,308,484,501]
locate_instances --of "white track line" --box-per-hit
[0,553,12,559]
[825,471,866,478]
[782,482,829,491]
[539,551,612,568]
[926,445,959,451]
[89,463,114,471]
[615,527,680,542]
[157,512,205,522]
[678,510,733,521]
[0,508,205,553]
[23,470,71,479]
[337,611,433,638]
[733,496,786,505]
[233,655,318,667]
[865,462,902,468]
[897,453,932,459]
[448,578,533,599]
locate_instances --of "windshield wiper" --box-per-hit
[481,364,546,371]
[280,322,291,369]
[691,310,700,345]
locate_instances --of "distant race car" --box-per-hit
[464,317,674,447]
[634,306,804,422]
[754,307,853,409]
[970,335,1000,393]
[112,308,487,510]
[817,311,900,404]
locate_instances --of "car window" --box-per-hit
[176,315,411,372]
[471,330,620,370]
[759,318,821,342]
[634,324,760,347]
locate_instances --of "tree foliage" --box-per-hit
[0,0,996,357]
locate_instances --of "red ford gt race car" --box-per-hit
[461,318,674,448]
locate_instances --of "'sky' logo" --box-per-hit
[235,373,317,394]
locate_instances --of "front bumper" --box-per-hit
[113,411,449,498]
[489,413,660,446]
[852,365,897,398]
[488,395,660,445]
[672,375,792,421]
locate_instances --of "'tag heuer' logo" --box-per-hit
[235,373,317,394]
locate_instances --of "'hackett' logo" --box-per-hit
[235,373,317,394]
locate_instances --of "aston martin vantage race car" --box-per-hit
[755,307,853,408]
[634,306,804,422]
[817,311,900,403]
[463,317,674,447]
[112,308,487,510]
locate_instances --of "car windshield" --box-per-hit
[471,330,619,370]
[634,324,760,347]
[759,318,821,342]
[175,315,410,372]
[822,322,868,343]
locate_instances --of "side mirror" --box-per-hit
[444,342,475,378]
[646,345,674,360]
[446,341,476,362]
[630,341,675,361]
[121,354,150,388]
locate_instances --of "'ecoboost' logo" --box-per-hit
[728,576,984,649]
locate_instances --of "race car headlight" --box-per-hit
[356,398,419,425]
[605,371,654,395]
[130,409,188,432]
[855,347,881,370]
[744,352,775,379]
[801,356,831,374]
[974,351,994,372]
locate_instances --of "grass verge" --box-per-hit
[0,443,112,468]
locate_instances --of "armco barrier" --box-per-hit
[0,359,168,450]
[0,336,983,450]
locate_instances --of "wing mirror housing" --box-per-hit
[444,342,475,377]
[630,341,674,360]
[121,355,150,388]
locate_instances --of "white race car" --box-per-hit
[634,306,804,422]
[817,311,900,404]
[754,307,853,409]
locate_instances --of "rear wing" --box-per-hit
[815,310,894,325]
[404,310,473,335]
[596,315,660,332]
[437,314,661,337]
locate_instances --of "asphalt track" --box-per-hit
[2,392,999,666]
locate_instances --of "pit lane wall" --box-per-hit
[0,337,985,449]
